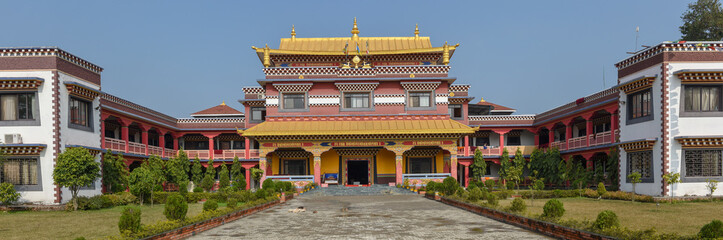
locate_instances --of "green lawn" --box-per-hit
[0,203,204,240]
[496,197,723,236]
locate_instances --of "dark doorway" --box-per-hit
[347,160,369,185]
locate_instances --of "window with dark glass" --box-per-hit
[684,149,722,177]
[507,136,521,146]
[627,150,653,182]
[282,93,305,109]
[409,157,433,173]
[475,137,490,146]
[250,107,266,121]
[1,158,39,186]
[628,89,652,120]
[449,104,462,118]
[283,159,307,175]
[344,93,370,109]
[409,92,432,108]
[0,93,35,121]
[684,85,721,112]
[69,98,91,127]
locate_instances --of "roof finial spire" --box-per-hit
[351,17,359,41]
[414,23,419,39]
[291,25,296,40]
[221,100,226,106]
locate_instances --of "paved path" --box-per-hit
[191,194,549,239]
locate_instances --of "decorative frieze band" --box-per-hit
[0,78,43,91]
[272,83,313,92]
[676,71,723,83]
[405,148,440,157]
[65,82,100,101]
[618,139,657,153]
[401,81,441,91]
[335,82,379,92]
[0,145,46,155]
[336,148,380,156]
[618,75,656,94]
[276,150,312,159]
[675,136,723,148]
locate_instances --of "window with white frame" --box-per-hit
[343,92,371,109]
[0,93,35,121]
[408,92,432,108]
[684,149,722,178]
[627,150,653,182]
[282,93,305,110]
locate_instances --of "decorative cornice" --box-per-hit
[336,148,380,156]
[176,118,245,124]
[272,83,313,92]
[65,81,100,101]
[675,70,723,83]
[468,115,536,121]
[618,139,657,152]
[400,81,441,91]
[0,78,43,91]
[615,42,723,70]
[275,150,312,159]
[404,148,440,157]
[0,47,103,73]
[334,82,379,92]
[619,75,656,94]
[0,144,46,155]
[675,136,723,148]
[449,84,470,92]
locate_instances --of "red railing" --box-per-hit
[148,145,163,156]
[214,150,245,160]
[249,149,260,158]
[165,148,176,157]
[589,131,612,146]
[127,142,145,155]
[568,136,588,150]
[104,138,125,152]
[184,150,210,159]
[550,141,567,151]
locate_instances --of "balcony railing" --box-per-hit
[165,148,176,157]
[403,173,451,186]
[249,149,260,158]
[266,175,315,188]
[502,146,536,155]
[184,150,210,159]
[214,150,245,160]
[128,142,145,155]
[148,146,163,156]
[550,141,567,151]
[589,131,612,146]
[568,136,588,150]
[105,138,125,152]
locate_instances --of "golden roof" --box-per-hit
[242,119,475,137]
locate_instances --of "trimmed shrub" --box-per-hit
[193,187,203,193]
[468,187,483,202]
[467,183,479,191]
[484,179,497,190]
[262,179,275,191]
[542,199,565,220]
[0,182,20,205]
[179,182,188,198]
[486,193,498,207]
[699,220,723,239]
[227,198,238,209]
[164,193,188,221]
[508,197,526,213]
[201,175,215,192]
[593,210,620,230]
[442,177,459,196]
[118,206,141,234]
[492,190,511,200]
[426,181,438,192]
[203,199,218,212]
[597,182,607,197]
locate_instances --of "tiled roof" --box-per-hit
[474,100,515,111]
[191,102,244,117]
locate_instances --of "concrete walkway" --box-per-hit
[190,194,549,239]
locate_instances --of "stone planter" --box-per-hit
[419,191,426,195]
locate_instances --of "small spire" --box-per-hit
[291,25,296,40]
[221,101,226,106]
[414,24,419,39]
[351,17,359,40]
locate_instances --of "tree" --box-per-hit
[706,179,719,201]
[529,173,545,207]
[680,0,723,41]
[145,156,166,205]
[662,172,681,203]
[507,148,526,193]
[206,159,216,179]
[470,148,487,182]
[165,149,189,186]
[129,166,153,205]
[0,182,20,205]
[53,147,100,211]
[102,150,129,193]
[218,164,230,189]
[251,167,264,189]
[628,172,642,203]
[606,148,620,191]
[230,157,241,184]
[191,157,203,186]
[557,157,574,189]
[499,148,511,183]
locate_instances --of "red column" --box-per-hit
[565,122,572,150]
[395,155,403,185]
[172,132,181,151]
[493,130,510,155]
[244,137,250,160]
[100,120,106,149]
[158,129,167,158]
[464,136,470,156]
[118,118,131,153]
[582,152,594,170]
[586,119,593,147]
[464,165,470,187]
[534,129,540,147]
[241,163,256,190]
[313,156,321,185]
[548,126,555,146]
[139,124,150,156]
[610,112,618,144]
[202,133,221,159]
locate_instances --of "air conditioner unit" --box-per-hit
[4,134,22,144]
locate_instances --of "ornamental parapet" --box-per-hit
[261,65,450,79]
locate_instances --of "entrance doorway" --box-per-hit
[347,160,369,185]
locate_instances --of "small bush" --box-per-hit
[484,179,497,190]
[118,206,141,234]
[179,182,188,198]
[442,177,459,196]
[193,187,203,193]
[486,193,498,207]
[542,199,565,220]
[426,181,438,192]
[164,193,188,221]
[467,183,479,191]
[597,182,607,197]
[227,198,238,209]
[508,198,526,213]
[468,188,484,202]
[593,210,620,230]
[699,220,723,239]
[201,175,215,192]
[86,195,108,210]
[203,199,218,212]
[0,182,20,205]
[455,187,467,198]
[492,190,511,200]
[262,179,276,191]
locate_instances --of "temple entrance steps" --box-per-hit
[303,184,418,196]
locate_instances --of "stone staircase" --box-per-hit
[302,184,419,196]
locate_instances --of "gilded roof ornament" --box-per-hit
[414,24,419,39]
[442,41,450,65]
[263,44,271,68]
[221,101,226,106]
[291,25,296,40]
[351,17,359,41]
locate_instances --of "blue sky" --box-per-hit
[0,0,692,116]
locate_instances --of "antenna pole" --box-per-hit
[603,65,606,88]
[635,26,639,52]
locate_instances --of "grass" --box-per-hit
[0,203,204,240]
[495,197,723,235]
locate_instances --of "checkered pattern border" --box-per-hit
[243,87,265,94]
[401,81,441,91]
[677,71,723,83]
[272,83,313,92]
[0,145,46,155]
[336,148,380,156]
[276,150,312,158]
[449,84,470,92]
[335,82,379,92]
[619,140,656,152]
[676,137,723,148]
[619,76,655,94]
[0,79,43,90]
